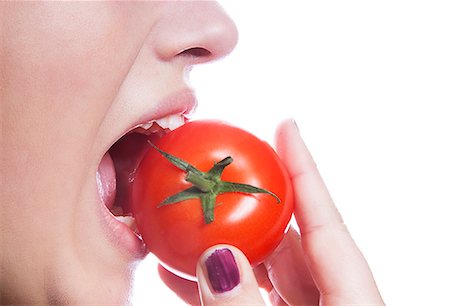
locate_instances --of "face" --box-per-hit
[0,2,237,304]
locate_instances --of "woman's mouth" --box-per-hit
[95,114,187,259]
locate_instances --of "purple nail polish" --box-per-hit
[205,248,240,293]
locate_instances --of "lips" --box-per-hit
[95,89,197,258]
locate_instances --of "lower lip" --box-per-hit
[94,90,196,259]
[96,152,146,259]
[98,203,146,259]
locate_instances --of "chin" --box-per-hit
[56,90,198,303]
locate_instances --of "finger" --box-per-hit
[268,289,289,306]
[264,227,319,306]
[157,264,201,305]
[276,119,384,304]
[196,245,265,306]
[276,119,342,232]
[253,264,273,293]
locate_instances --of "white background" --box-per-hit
[133,1,450,305]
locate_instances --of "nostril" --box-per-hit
[178,47,212,58]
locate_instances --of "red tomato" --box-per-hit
[132,120,294,279]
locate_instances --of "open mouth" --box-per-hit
[96,114,187,258]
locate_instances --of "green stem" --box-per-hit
[149,141,281,224]
[185,171,215,193]
[200,193,216,224]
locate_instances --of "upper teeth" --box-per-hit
[134,114,185,133]
[138,121,154,130]
[155,114,185,131]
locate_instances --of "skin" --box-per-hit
[1,2,237,304]
[1,2,384,305]
[156,121,385,305]
[197,120,386,306]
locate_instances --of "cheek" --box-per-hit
[2,3,155,175]
[1,3,154,218]
[3,3,149,128]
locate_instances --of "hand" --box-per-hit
[195,119,385,305]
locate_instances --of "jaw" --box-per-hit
[93,114,188,260]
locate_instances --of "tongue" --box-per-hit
[109,133,153,215]
[96,152,116,210]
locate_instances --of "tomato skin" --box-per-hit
[132,120,294,279]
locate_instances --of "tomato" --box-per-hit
[132,120,294,279]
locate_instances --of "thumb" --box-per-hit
[196,245,265,305]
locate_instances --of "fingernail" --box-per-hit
[290,118,299,132]
[204,248,240,293]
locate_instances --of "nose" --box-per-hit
[152,1,238,65]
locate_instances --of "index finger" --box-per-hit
[275,119,384,304]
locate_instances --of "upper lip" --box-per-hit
[100,87,198,165]
[96,88,198,259]
[134,88,198,130]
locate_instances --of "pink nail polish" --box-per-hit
[205,248,240,293]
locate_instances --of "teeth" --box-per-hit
[134,122,161,135]
[132,114,185,135]
[155,114,185,131]
[114,216,138,232]
[139,121,154,130]
[134,120,156,132]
